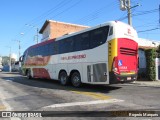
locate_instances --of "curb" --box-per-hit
[133,80,160,87]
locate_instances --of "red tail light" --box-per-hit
[112,57,119,74]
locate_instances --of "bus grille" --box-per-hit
[120,47,137,56]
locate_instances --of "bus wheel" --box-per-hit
[71,72,81,87]
[27,70,32,79]
[59,71,69,86]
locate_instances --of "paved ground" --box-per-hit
[0,72,160,120]
[134,80,160,87]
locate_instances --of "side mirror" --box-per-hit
[19,55,24,62]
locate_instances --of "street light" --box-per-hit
[14,33,24,59]
[18,33,24,70]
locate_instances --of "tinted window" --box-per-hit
[58,37,75,54]
[90,26,109,48]
[65,37,74,52]
[42,45,48,56]
[109,26,113,36]
[74,34,81,51]
[74,32,90,51]
[48,42,54,55]
[81,33,90,50]
[26,26,109,56]
[59,40,65,54]
[53,41,59,55]
[28,48,34,57]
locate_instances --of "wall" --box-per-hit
[50,21,88,39]
[138,49,146,73]
[138,38,160,48]
[41,24,50,42]
[40,20,89,42]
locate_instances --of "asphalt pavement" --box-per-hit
[0,72,160,120]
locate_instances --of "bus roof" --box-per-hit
[55,21,135,41]
[26,21,135,50]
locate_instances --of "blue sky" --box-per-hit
[0,0,159,57]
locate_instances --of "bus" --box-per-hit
[20,21,138,87]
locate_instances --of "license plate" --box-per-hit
[127,77,131,80]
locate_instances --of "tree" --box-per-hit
[156,45,160,58]
[145,49,156,81]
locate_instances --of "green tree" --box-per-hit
[156,45,160,58]
[145,49,156,81]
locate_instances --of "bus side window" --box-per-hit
[74,32,90,51]
[108,26,113,36]
[59,40,66,54]
[48,42,54,55]
[65,37,74,53]
[81,32,90,50]
[28,49,33,57]
[41,45,45,56]
[91,29,103,48]
[53,41,59,55]
[91,26,109,48]
[74,34,81,51]
[37,46,40,56]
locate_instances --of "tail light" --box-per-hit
[112,57,119,74]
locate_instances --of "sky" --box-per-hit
[0,0,159,58]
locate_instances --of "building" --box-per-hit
[138,38,160,74]
[138,38,160,49]
[39,20,89,42]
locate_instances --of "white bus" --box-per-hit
[20,21,138,87]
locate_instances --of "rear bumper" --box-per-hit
[109,72,137,84]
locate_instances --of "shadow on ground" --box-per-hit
[1,73,121,94]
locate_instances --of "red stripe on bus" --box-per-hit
[33,68,51,79]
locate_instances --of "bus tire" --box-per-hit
[59,71,69,86]
[27,70,32,79]
[71,72,81,87]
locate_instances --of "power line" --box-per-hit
[138,28,159,33]
[17,0,78,45]
[49,0,81,20]
[118,8,158,21]
[133,9,158,17]
[33,0,73,25]
[14,0,72,40]
[74,1,117,25]
[26,0,70,25]
[117,4,138,21]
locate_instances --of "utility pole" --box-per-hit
[14,40,21,58]
[36,28,39,44]
[127,0,132,26]
[119,0,140,26]
[18,40,21,58]
[13,39,21,71]
[26,24,39,44]
[9,47,11,72]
